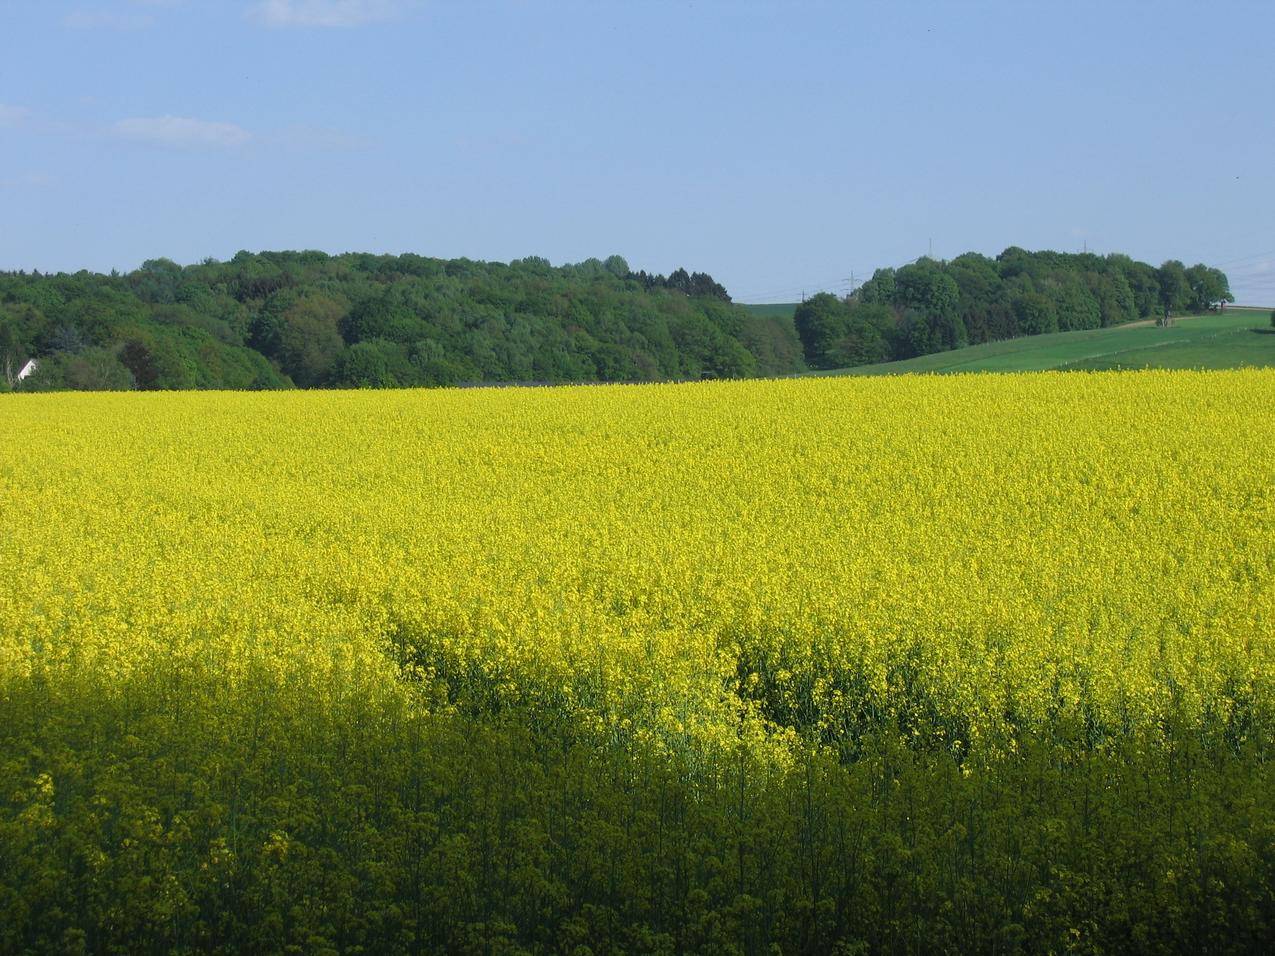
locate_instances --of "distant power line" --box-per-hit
[733,276,856,302]
[1220,264,1275,279]
[736,255,929,303]
[1210,248,1275,268]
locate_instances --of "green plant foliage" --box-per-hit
[0,253,803,392]
[823,248,1232,370]
[23,346,135,390]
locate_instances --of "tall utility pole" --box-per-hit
[928,238,933,258]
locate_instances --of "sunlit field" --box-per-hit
[824,308,1275,375]
[2,371,1273,953]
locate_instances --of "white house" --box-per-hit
[16,358,38,382]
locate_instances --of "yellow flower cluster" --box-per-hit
[1,370,1272,763]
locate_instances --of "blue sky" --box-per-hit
[1,0,1273,303]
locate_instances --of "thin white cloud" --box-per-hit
[114,116,252,149]
[0,103,30,127]
[252,0,407,27]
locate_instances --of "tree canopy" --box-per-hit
[0,252,804,391]
[795,248,1232,370]
[1,246,1233,390]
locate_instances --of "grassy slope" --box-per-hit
[817,307,1275,376]
[741,302,799,320]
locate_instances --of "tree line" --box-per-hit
[794,248,1233,369]
[1,247,1234,391]
[0,252,803,391]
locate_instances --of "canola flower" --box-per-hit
[1,370,1271,757]
[0,370,1272,953]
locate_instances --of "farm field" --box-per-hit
[815,307,1275,375]
[740,301,799,321]
[1,371,1273,953]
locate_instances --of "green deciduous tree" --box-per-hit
[335,338,413,387]
[24,345,134,390]
[118,333,196,389]
[894,261,960,322]
[277,294,348,386]
[1013,291,1058,335]
[1157,260,1191,324]
[1185,264,1233,311]
[793,293,850,369]
[1048,274,1102,331]
[856,267,896,305]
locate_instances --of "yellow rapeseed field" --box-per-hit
[1,370,1273,952]
[3,370,1271,755]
